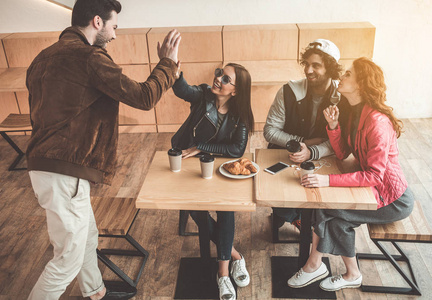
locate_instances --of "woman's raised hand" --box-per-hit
[323,105,339,130]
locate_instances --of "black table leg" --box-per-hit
[174,211,219,299]
[271,208,336,299]
[298,208,313,268]
[196,211,211,259]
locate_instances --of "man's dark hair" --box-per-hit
[72,0,122,27]
[300,48,343,80]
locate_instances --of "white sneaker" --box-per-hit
[217,275,236,300]
[230,254,250,287]
[287,262,329,288]
[320,274,362,291]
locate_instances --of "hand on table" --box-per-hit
[301,174,329,188]
[157,29,182,64]
[323,105,339,130]
[182,146,200,159]
[290,142,311,163]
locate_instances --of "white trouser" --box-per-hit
[28,171,104,300]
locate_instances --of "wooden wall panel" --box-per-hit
[153,62,222,126]
[233,60,304,85]
[251,85,283,124]
[0,34,11,68]
[0,67,27,92]
[119,65,155,125]
[223,24,298,61]
[339,59,355,71]
[298,22,375,59]
[15,91,29,114]
[147,26,223,64]
[156,124,181,133]
[119,125,157,133]
[106,28,150,65]
[0,92,19,123]
[3,32,60,67]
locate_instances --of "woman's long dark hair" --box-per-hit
[353,57,403,138]
[226,63,254,134]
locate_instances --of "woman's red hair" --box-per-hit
[353,57,403,138]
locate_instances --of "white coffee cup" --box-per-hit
[200,155,215,179]
[294,161,315,180]
[168,148,182,172]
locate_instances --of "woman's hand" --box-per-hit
[175,61,181,79]
[301,174,330,188]
[182,146,200,159]
[323,105,339,130]
[290,142,311,163]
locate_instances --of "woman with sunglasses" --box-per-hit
[171,63,254,300]
[287,58,414,291]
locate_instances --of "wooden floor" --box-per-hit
[0,118,432,300]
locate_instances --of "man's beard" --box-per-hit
[307,74,329,88]
[94,29,110,48]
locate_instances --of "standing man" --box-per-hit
[25,0,181,299]
[263,39,349,230]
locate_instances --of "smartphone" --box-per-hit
[264,162,290,175]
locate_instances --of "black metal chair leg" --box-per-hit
[97,249,136,287]
[97,234,150,288]
[179,210,198,236]
[0,132,26,171]
[357,240,421,295]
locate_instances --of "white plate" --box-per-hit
[219,159,260,179]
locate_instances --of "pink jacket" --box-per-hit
[327,104,408,209]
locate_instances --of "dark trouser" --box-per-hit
[273,207,301,223]
[313,187,415,257]
[189,211,234,261]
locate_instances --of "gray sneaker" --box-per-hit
[230,254,250,287]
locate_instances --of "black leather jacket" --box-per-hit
[171,73,248,158]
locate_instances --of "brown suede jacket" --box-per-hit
[26,26,177,184]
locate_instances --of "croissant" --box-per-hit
[238,158,258,173]
[223,158,256,175]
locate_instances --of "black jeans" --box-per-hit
[189,211,234,261]
[273,207,300,223]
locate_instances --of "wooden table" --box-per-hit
[254,149,377,299]
[137,151,256,299]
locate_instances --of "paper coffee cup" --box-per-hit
[286,140,301,155]
[294,161,315,179]
[200,154,215,179]
[168,148,182,172]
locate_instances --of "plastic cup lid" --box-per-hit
[168,148,182,156]
[286,140,301,153]
[200,154,214,162]
[300,161,315,170]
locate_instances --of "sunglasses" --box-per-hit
[214,68,235,86]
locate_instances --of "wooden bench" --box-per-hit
[0,113,32,170]
[357,200,432,295]
[91,197,149,288]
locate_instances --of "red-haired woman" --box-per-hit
[287,57,414,291]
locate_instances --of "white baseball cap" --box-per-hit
[305,39,340,62]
